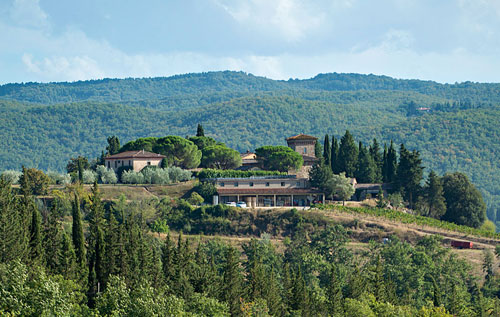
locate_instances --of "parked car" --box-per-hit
[236,201,247,208]
[225,202,237,207]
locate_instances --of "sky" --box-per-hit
[0,0,499,84]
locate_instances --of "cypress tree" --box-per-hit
[337,130,358,178]
[104,210,120,279]
[162,232,175,287]
[314,139,323,159]
[326,265,344,316]
[331,136,339,173]
[396,144,424,209]
[106,136,120,155]
[44,202,62,274]
[87,181,106,304]
[382,143,388,182]
[385,141,398,183]
[323,134,331,168]
[247,256,266,301]
[222,247,243,316]
[282,262,293,312]
[196,123,205,137]
[72,193,86,267]
[291,265,309,314]
[369,138,383,182]
[78,160,83,183]
[265,268,284,316]
[420,171,447,218]
[0,180,28,263]
[59,231,77,279]
[356,142,377,183]
[28,202,43,264]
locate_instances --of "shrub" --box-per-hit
[19,167,51,195]
[0,170,22,184]
[82,170,97,184]
[96,166,118,184]
[46,171,71,185]
[188,192,204,205]
[150,219,169,234]
[121,170,144,184]
[168,166,192,182]
[194,182,217,201]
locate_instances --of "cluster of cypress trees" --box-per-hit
[318,130,399,184]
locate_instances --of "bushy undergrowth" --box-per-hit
[121,166,191,184]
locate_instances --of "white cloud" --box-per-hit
[213,0,327,42]
[9,0,48,28]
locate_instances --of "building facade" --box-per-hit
[214,175,324,207]
[104,150,165,172]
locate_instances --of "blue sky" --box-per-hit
[1,0,499,84]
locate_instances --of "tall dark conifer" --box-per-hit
[323,134,331,168]
[385,141,398,183]
[396,144,424,209]
[337,130,358,178]
[222,247,243,316]
[59,231,77,279]
[72,193,86,267]
[369,138,383,182]
[87,181,106,305]
[106,136,120,155]
[196,124,205,137]
[314,140,323,159]
[356,142,377,183]
[44,202,62,274]
[28,202,43,264]
[0,180,28,263]
[331,136,339,173]
[327,265,344,315]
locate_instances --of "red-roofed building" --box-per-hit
[104,150,165,172]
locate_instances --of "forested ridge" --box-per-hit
[0,70,499,222]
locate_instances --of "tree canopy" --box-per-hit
[255,146,303,172]
[201,145,242,170]
[441,172,486,228]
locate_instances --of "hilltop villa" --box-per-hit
[214,133,325,207]
[214,175,324,207]
[105,150,165,172]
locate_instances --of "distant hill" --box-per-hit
[0,71,498,220]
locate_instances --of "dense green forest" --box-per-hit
[0,71,499,221]
[2,177,500,316]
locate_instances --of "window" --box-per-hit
[234,182,238,187]
[250,182,254,187]
[220,182,225,187]
[117,160,120,163]
[147,161,151,165]
[303,148,307,154]
[115,161,117,168]
[296,182,301,187]
[129,160,131,166]
[281,182,285,187]
[107,161,110,168]
[265,182,270,187]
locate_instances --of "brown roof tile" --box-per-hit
[105,150,165,159]
[286,133,318,141]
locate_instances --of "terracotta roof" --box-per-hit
[105,150,165,159]
[286,133,318,141]
[217,188,323,195]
